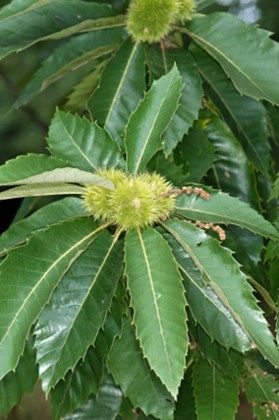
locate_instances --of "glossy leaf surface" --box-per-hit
[193,46,270,175]
[15,28,126,107]
[47,110,124,172]
[125,228,187,397]
[125,65,183,173]
[175,188,279,240]
[162,229,251,351]
[88,38,146,142]
[0,0,115,60]
[35,231,123,391]
[4,167,111,187]
[204,115,260,209]
[50,291,124,419]
[0,197,87,256]
[224,226,264,285]
[192,357,239,420]
[0,154,68,186]
[243,365,279,420]
[186,12,279,105]
[107,318,174,419]
[0,218,101,380]
[0,338,37,416]
[146,47,203,155]
[0,183,84,201]
[50,347,103,420]
[174,127,215,182]
[189,319,243,379]
[64,375,122,420]
[163,220,279,367]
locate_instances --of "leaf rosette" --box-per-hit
[0,3,279,417]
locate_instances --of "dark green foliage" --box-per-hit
[0,0,278,418]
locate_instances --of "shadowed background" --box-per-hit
[0,0,278,418]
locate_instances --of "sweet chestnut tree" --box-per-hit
[0,0,278,418]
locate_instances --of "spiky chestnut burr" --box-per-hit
[178,0,196,21]
[126,0,179,43]
[83,169,175,230]
[126,0,196,43]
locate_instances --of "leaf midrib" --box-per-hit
[104,42,138,129]
[245,364,278,419]
[166,223,279,366]
[44,16,127,42]
[174,203,275,237]
[0,225,104,350]
[47,234,119,388]
[136,230,175,389]
[134,71,179,173]
[0,0,49,24]
[56,112,96,170]
[41,45,117,93]
[184,27,268,101]
[179,263,249,346]
[163,223,253,343]
[197,66,267,171]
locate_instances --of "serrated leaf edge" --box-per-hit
[124,228,188,399]
[39,229,123,394]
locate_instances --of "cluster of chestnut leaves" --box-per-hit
[0,0,279,419]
